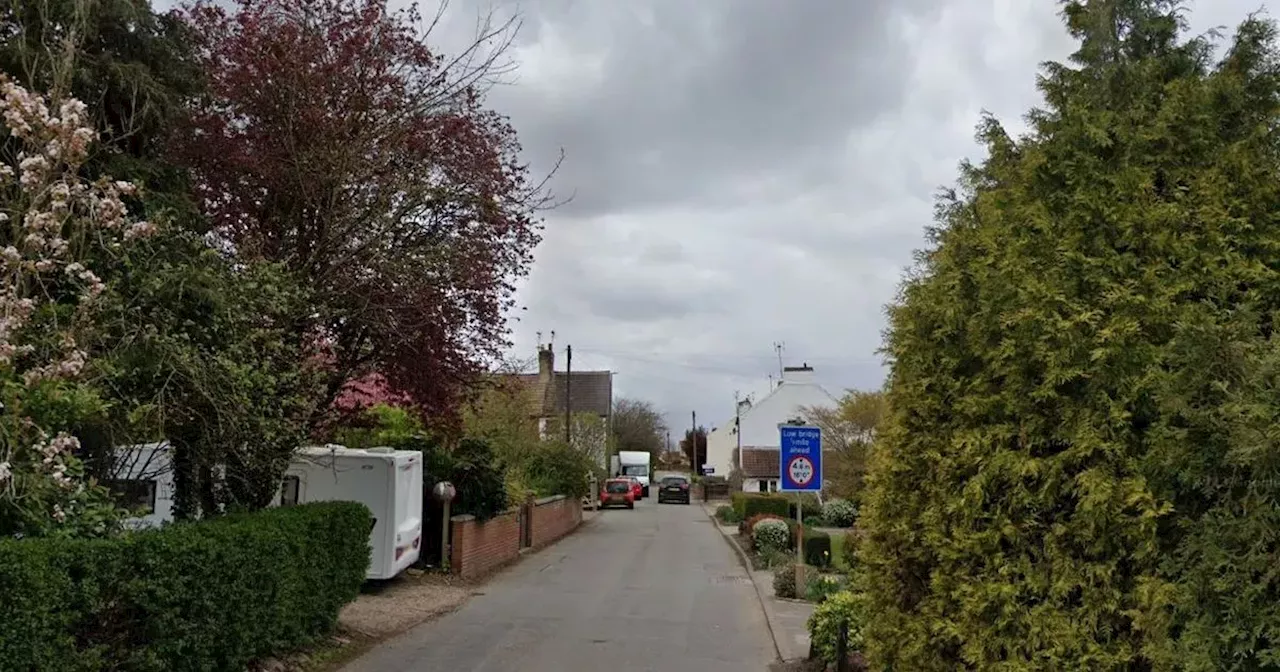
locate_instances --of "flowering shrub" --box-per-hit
[821,498,858,527]
[0,77,155,538]
[753,518,790,553]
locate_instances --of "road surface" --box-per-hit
[341,495,777,672]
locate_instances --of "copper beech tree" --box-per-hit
[171,0,552,427]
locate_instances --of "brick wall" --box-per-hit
[449,509,520,579]
[449,495,583,578]
[529,495,583,549]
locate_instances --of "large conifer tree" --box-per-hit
[861,2,1280,668]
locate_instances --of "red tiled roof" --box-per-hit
[741,448,779,479]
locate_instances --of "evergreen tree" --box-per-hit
[861,1,1280,668]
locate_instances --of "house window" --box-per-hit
[757,479,779,493]
[280,475,301,507]
[758,479,769,492]
[105,479,157,514]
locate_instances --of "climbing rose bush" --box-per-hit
[0,76,155,538]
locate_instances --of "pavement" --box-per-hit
[339,495,777,672]
[699,502,815,663]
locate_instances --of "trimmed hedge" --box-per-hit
[0,501,371,672]
[802,529,832,567]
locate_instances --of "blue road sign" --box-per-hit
[779,425,822,492]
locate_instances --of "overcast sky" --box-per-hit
[418,0,1266,432]
[158,0,1273,432]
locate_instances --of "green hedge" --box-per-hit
[739,494,790,519]
[0,501,371,672]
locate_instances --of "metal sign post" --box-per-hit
[778,422,822,592]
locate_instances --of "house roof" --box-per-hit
[741,448,780,479]
[509,371,612,418]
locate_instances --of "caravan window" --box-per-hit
[280,475,300,507]
[105,479,157,514]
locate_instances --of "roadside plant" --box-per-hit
[807,589,867,666]
[805,573,847,604]
[752,518,790,554]
[820,498,857,528]
[0,77,154,537]
[714,504,740,524]
[753,546,789,571]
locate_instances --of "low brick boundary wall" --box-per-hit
[449,494,583,578]
[449,509,520,579]
[530,495,583,549]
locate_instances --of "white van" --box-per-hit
[281,445,424,580]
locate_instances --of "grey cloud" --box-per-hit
[470,0,949,218]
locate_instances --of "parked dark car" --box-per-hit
[600,478,636,509]
[657,475,691,504]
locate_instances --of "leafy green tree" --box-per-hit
[802,389,886,504]
[860,3,1280,669]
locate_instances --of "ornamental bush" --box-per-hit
[821,498,857,528]
[807,589,868,666]
[752,518,790,554]
[802,528,832,568]
[773,562,814,599]
[741,512,785,549]
[0,501,371,671]
[740,493,790,519]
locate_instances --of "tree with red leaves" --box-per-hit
[171,0,552,429]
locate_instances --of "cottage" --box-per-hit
[704,364,837,491]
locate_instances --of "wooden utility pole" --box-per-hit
[691,410,698,475]
[564,344,572,444]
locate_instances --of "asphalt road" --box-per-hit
[340,495,777,672]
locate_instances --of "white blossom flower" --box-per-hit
[124,220,157,240]
[51,504,65,523]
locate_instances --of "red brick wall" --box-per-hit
[530,495,583,549]
[449,509,519,579]
[449,495,584,578]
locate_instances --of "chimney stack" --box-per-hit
[537,344,555,383]
[781,363,815,385]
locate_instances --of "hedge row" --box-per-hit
[0,501,372,672]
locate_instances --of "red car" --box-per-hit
[600,478,636,509]
[623,476,643,500]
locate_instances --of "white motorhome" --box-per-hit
[616,450,652,497]
[110,442,176,530]
[109,443,423,580]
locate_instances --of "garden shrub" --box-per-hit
[741,512,785,549]
[773,562,813,599]
[741,494,790,519]
[787,492,820,520]
[752,519,790,553]
[0,501,371,671]
[802,528,832,567]
[714,505,741,524]
[805,573,847,603]
[837,530,858,570]
[807,589,867,666]
[753,547,789,571]
[730,491,747,517]
[821,498,857,528]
